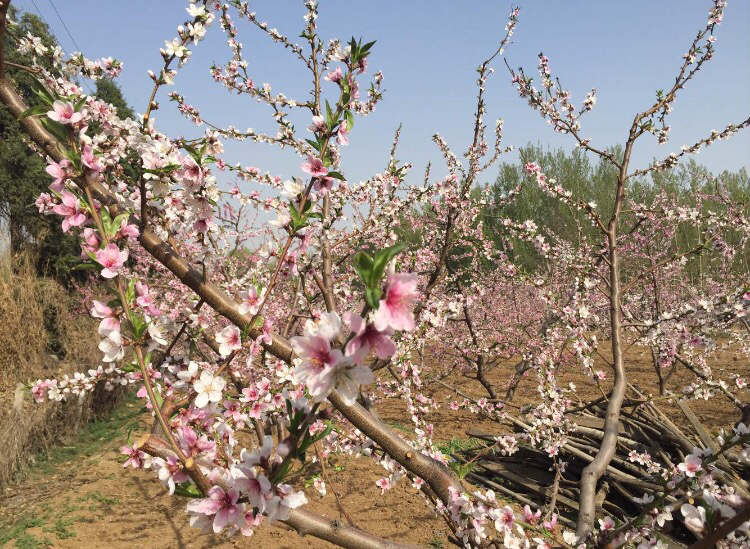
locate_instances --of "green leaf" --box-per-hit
[289,199,314,233]
[286,399,295,427]
[353,243,406,307]
[326,171,346,181]
[312,421,334,444]
[305,138,321,153]
[70,262,99,272]
[40,119,71,143]
[288,201,300,222]
[364,286,381,309]
[370,243,406,286]
[183,144,202,164]
[325,100,336,130]
[30,79,55,104]
[119,362,138,373]
[99,208,114,237]
[152,390,164,409]
[18,104,48,120]
[353,251,374,286]
[361,40,376,53]
[111,213,129,234]
[129,315,150,340]
[126,278,136,306]
[173,483,203,499]
[448,461,474,480]
[345,110,354,131]
[241,321,253,341]
[300,198,314,214]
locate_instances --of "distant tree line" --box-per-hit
[483,144,750,284]
[0,7,132,285]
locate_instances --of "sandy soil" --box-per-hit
[0,405,449,548]
[1,341,746,548]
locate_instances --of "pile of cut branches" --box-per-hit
[458,384,750,546]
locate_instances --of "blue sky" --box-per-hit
[13,0,750,188]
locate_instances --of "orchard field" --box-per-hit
[0,1,749,549]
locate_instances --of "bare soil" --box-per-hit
[1,342,746,548]
[0,397,448,549]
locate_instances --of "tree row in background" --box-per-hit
[0,7,132,285]
[484,143,750,284]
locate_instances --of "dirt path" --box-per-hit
[0,397,449,549]
[2,345,744,548]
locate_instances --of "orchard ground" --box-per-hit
[1,341,744,549]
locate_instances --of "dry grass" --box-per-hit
[0,252,123,492]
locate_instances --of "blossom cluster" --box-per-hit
[10,0,750,548]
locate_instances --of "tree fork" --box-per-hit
[0,4,463,512]
[576,129,634,542]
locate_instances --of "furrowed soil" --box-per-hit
[1,342,746,549]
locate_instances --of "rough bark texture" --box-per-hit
[139,435,423,549]
[0,4,462,536]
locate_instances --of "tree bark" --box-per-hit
[0,65,463,510]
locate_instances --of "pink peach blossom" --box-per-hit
[35,193,53,214]
[343,312,396,360]
[291,313,344,400]
[91,299,120,335]
[307,115,326,133]
[301,154,328,177]
[216,325,242,357]
[186,486,243,534]
[45,158,71,191]
[52,190,87,232]
[95,243,128,278]
[337,121,349,146]
[47,100,82,125]
[82,144,104,172]
[373,272,418,332]
[324,67,342,83]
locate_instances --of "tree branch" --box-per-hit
[138,435,423,549]
[0,69,462,510]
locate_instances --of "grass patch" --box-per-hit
[385,420,412,434]
[77,491,119,507]
[43,518,75,540]
[0,515,54,549]
[0,516,46,546]
[436,437,487,479]
[32,392,144,475]
[14,532,53,549]
[436,436,483,455]
[59,502,81,514]
[76,492,120,512]
[0,392,143,548]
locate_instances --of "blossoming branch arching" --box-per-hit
[0,0,749,548]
